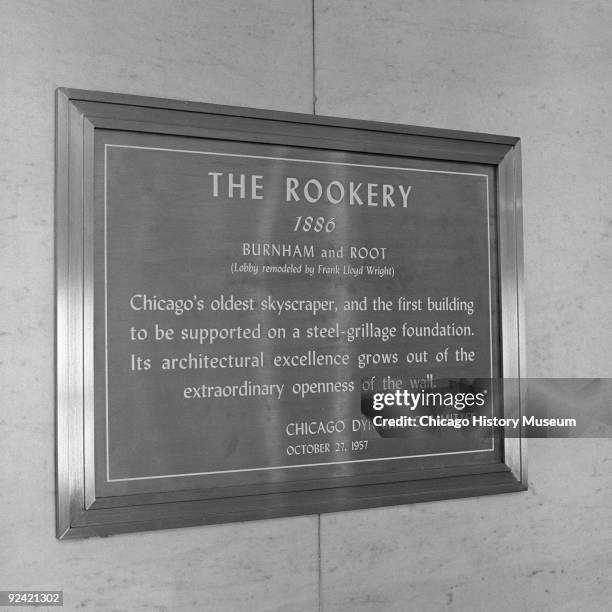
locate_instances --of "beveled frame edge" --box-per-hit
[56,89,86,539]
[55,89,70,539]
[58,87,519,146]
[60,471,524,539]
[498,142,527,487]
[55,87,527,539]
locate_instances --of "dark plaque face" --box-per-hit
[93,131,500,497]
[56,90,524,537]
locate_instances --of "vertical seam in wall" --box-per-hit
[312,0,317,115]
[313,0,321,609]
[318,513,322,612]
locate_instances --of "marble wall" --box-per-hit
[1,1,611,610]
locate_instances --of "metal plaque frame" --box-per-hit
[56,88,526,539]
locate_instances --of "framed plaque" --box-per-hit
[56,88,526,539]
